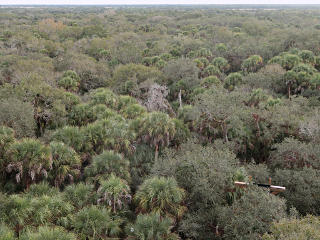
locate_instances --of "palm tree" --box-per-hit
[0,126,15,182]
[126,213,179,240]
[0,223,15,240]
[25,181,59,197]
[0,126,15,158]
[83,119,135,155]
[85,150,130,183]
[68,103,96,126]
[134,112,176,160]
[3,195,32,236]
[241,55,263,73]
[28,195,74,227]
[58,70,80,92]
[63,183,95,209]
[82,120,108,154]
[20,226,77,240]
[72,206,122,239]
[6,139,52,189]
[49,141,81,187]
[90,88,119,109]
[134,176,186,220]
[51,126,85,153]
[120,104,146,119]
[104,119,136,154]
[212,57,230,73]
[203,64,221,78]
[97,174,132,213]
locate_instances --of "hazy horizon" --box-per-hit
[2,0,320,5]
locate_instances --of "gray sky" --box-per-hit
[2,0,320,5]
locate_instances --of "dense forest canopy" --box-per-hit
[1,5,320,239]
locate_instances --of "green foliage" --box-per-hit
[90,88,118,109]
[0,224,15,240]
[97,174,131,212]
[135,176,186,219]
[298,50,315,65]
[6,139,51,188]
[224,72,243,90]
[63,183,95,209]
[121,104,146,119]
[2,7,320,240]
[129,144,155,188]
[2,193,73,234]
[49,141,81,187]
[263,215,320,240]
[270,138,320,169]
[282,53,301,70]
[20,226,77,240]
[133,112,176,156]
[112,64,162,96]
[25,182,59,197]
[85,150,130,183]
[51,126,85,153]
[215,43,228,53]
[68,103,96,126]
[212,57,230,72]
[219,186,287,240]
[0,126,15,178]
[193,57,209,70]
[163,59,199,100]
[203,64,221,77]
[58,70,80,92]
[153,142,241,239]
[241,55,263,73]
[273,167,320,215]
[0,98,35,138]
[171,118,191,146]
[71,206,122,239]
[127,213,179,240]
[200,76,222,88]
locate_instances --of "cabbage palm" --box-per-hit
[28,195,74,226]
[51,126,85,153]
[0,223,15,240]
[85,150,130,183]
[104,119,136,154]
[203,64,221,78]
[72,205,122,239]
[25,182,59,198]
[19,226,77,240]
[241,55,263,73]
[6,139,52,189]
[134,112,176,160]
[212,57,230,73]
[50,141,81,187]
[2,195,32,235]
[120,104,146,119]
[0,126,15,158]
[127,213,179,240]
[0,126,15,182]
[58,70,80,92]
[63,183,95,209]
[134,176,186,220]
[68,103,96,126]
[97,174,131,213]
[82,120,108,154]
[90,88,118,109]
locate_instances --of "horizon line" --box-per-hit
[2,3,320,5]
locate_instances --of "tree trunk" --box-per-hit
[288,84,291,100]
[155,145,159,161]
[178,89,182,108]
[222,122,228,143]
